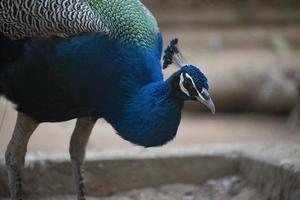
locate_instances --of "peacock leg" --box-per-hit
[69,117,97,200]
[5,112,38,200]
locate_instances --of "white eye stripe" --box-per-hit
[179,73,202,97]
[179,74,190,96]
[185,73,202,95]
[185,73,197,88]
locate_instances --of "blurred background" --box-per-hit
[0,0,300,156]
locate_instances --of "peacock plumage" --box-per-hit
[0,0,215,199]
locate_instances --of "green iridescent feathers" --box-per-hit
[0,0,158,47]
[88,0,158,47]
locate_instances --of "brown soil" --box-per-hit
[0,102,299,156]
[0,176,266,200]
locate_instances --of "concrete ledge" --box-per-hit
[0,154,239,198]
[239,142,300,200]
[241,157,300,200]
[0,143,299,199]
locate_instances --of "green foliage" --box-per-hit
[269,34,292,56]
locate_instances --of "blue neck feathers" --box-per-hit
[55,32,184,147]
[104,77,183,147]
[1,32,185,147]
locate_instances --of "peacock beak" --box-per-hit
[196,88,215,114]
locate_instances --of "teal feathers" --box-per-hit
[0,0,158,47]
[88,0,158,47]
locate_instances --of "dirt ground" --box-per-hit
[80,176,265,200]
[0,101,299,157]
[0,176,265,200]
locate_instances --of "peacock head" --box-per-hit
[164,38,215,114]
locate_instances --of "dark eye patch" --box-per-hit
[183,79,193,89]
[188,88,199,96]
[182,76,202,97]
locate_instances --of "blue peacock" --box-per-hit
[0,0,215,199]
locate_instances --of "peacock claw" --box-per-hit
[163,38,179,69]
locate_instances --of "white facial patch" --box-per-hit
[179,73,202,97]
[179,74,190,96]
[187,73,203,97]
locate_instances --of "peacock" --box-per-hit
[0,0,215,199]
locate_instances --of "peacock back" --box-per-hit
[0,0,159,47]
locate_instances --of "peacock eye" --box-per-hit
[183,79,193,89]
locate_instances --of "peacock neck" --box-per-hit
[104,77,183,147]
